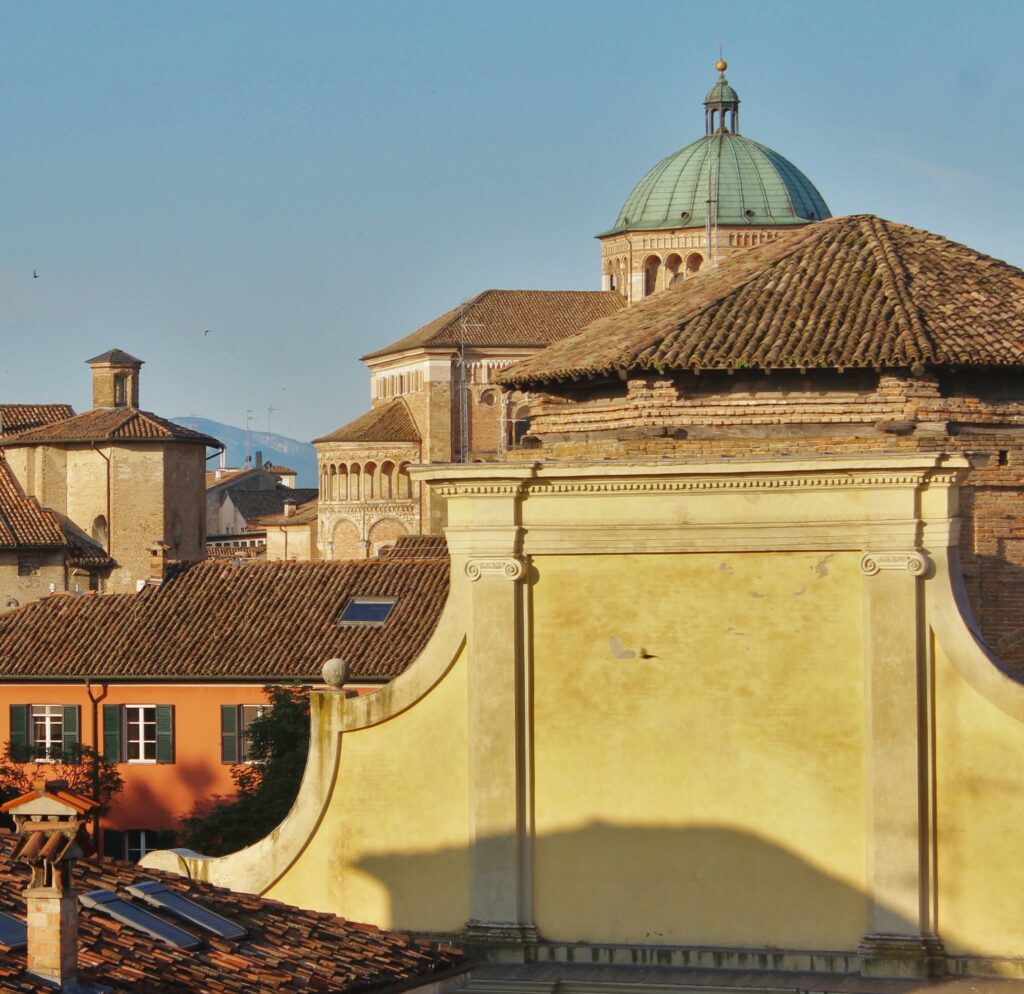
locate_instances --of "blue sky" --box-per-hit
[1,0,1021,442]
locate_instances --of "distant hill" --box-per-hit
[171,417,318,488]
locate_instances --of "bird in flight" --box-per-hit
[32,270,38,279]
[204,329,211,336]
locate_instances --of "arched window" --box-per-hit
[397,463,412,499]
[340,465,349,501]
[328,464,337,501]
[380,461,395,499]
[644,255,661,296]
[91,515,108,550]
[350,463,361,500]
[665,253,683,285]
[686,252,704,275]
[363,462,376,500]
[509,404,532,448]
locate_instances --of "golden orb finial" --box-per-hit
[716,58,728,73]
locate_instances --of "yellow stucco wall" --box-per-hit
[934,637,1024,958]
[266,649,471,931]
[530,551,867,949]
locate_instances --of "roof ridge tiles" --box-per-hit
[499,214,1024,385]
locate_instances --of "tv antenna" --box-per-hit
[456,301,484,462]
[267,405,282,466]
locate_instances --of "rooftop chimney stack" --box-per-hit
[0,780,99,989]
[149,541,172,583]
[283,498,297,518]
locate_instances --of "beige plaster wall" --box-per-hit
[265,650,471,931]
[530,550,866,949]
[934,636,1024,958]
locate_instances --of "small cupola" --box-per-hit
[705,58,740,135]
[86,349,143,410]
[0,780,100,989]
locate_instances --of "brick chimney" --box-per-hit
[0,780,99,989]
[149,541,172,583]
[283,498,297,518]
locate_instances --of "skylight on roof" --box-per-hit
[0,910,26,950]
[79,889,202,950]
[127,881,246,941]
[338,596,397,625]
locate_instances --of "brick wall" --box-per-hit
[512,369,1024,676]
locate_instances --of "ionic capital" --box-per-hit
[859,551,929,577]
[465,557,526,582]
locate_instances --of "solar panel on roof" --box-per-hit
[0,911,27,950]
[79,889,202,950]
[127,881,246,941]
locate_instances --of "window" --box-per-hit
[125,705,157,762]
[17,556,39,577]
[337,596,397,625]
[102,704,174,764]
[31,705,63,761]
[124,829,175,863]
[220,704,267,764]
[8,704,79,762]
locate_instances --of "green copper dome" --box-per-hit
[603,134,831,234]
[602,62,831,236]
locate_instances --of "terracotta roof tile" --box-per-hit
[315,398,422,444]
[230,488,319,524]
[498,215,1024,387]
[3,409,221,448]
[0,405,76,437]
[362,289,625,360]
[0,553,450,681]
[0,838,467,994]
[0,459,66,549]
[378,535,449,559]
[258,497,319,527]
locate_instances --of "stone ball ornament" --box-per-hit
[322,657,350,689]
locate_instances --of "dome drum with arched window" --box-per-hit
[599,60,831,303]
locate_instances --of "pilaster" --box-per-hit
[859,548,944,979]
[445,478,536,943]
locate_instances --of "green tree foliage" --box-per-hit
[181,684,311,856]
[0,743,125,831]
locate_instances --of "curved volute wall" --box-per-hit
[145,453,1024,979]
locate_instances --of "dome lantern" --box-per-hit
[705,59,740,135]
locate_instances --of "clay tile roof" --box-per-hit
[498,214,1024,387]
[361,288,626,360]
[315,398,421,444]
[61,524,115,570]
[86,349,142,365]
[265,463,295,474]
[230,488,319,525]
[0,405,75,437]
[0,784,99,816]
[0,459,66,549]
[0,839,467,994]
[2,408,221,448]
[378,534,449,559]
[0,553,450,681]
[258,497,319,527]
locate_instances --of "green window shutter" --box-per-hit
[155,705,174,764]
[9,705,29,762]
[61,705,80,754]
[103,705,121,763]
[220,705,239,765]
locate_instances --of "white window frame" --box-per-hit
[239,704,267,764]
[124,704,157,764]
[124,829,153,863]
[30,705,63,762]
